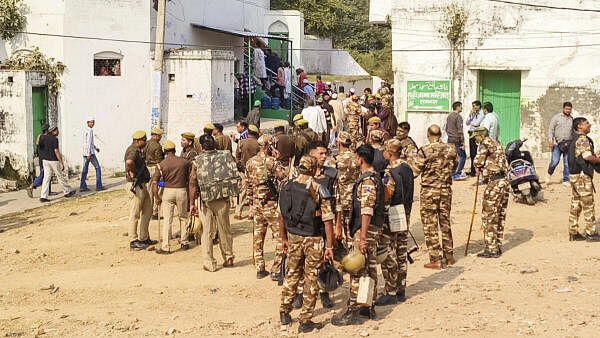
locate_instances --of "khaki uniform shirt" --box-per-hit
[124,143,148,183]
[181,145,198,162]
[215,133,232,152]
[274,131,295,167]
[335,150,360,212]
[152,155,192,189]
[144,139,164,166]
[236,135,260,172]
[356,169,378,216]
[473,136,509,180]
[412,140,458,189]
[397,135,418,165]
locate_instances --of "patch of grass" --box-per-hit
[112,172,126,178]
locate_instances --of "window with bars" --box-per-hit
[93,51,122,76]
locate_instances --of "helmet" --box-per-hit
[376,246,390,264]
[317,262,343,292]
[341,249,366,275]
[185,215,201,235]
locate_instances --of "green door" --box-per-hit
[268,32,289,63]
[479,70,521,145]
[32,87,48,151]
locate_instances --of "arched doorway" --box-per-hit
[268,20,289,63]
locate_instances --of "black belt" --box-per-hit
[489,173,506,181]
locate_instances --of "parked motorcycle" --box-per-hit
[505,139,542,205]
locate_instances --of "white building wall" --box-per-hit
[385,0,600,152]
[264,10,304,68]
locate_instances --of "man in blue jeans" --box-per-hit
[446,101,467,180]
[546,102,573,186]
[80,117,104,191]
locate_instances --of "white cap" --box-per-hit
[303,79,309,83]
[326,81,332,85]
[87,116,95,122]
[332,93,338,99]
[349,88,356,93]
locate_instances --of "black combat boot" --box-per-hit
[331,309,360,326]
[569,233,586,241]
[374,294,397,306]
[298,321,324,333]
[320,292,333,308]
[477,250,500,258]
[396,290,406,303]
[279,312,291,325]
[257,270,269,279]
[292,293,303,308]
[368,305,379,321]
[358,306,370,317]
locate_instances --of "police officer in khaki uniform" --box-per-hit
[145,128,164,220]
[273,122,295,170]
[195,123,215,153]
[180,132,198,161]
[125,131,157,250]
[212,123,232,153]
[152,140,192,254]
[234,125,261,219]
[366,117,390,145]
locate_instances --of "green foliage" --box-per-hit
[4,47,66,95]
[0,0,26,40]
[438,2,469,48]
[271,0,392,82]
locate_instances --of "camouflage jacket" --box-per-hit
[335,149,360,212]
[474,136,509,180]
[192,150,240,202]
[412,141,458,189]
[245,152,286,203]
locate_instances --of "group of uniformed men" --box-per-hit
[123,96,518,333]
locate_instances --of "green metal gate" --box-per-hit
[268,32,289,63]
[32,87,48,151]
[479,70,521,145]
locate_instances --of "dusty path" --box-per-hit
[2,161,600,337]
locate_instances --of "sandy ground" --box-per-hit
[2,160,600,337]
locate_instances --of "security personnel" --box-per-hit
[345,94,362,145]
[375,139,414,306]
[567,117,600,242]
[369,129,389,175]
[292,114,304,136]
[334,131,360,244]
[245,135,286,279]
[212,123,232,153]
[366,116,390,145]
[180,132,198,161]
[472,127,510,258]
[194,123,215,153]
[294,120,314,162]
[234,125,260,219]
[189,135,237,270]
[333,145,385,326]
[412,125,458,269]
[396,122,419,165]
[279,155,335,333]
[273,122,295,170]
[124,131,156,250]
[151,140,192,254]
[145,128,165,220]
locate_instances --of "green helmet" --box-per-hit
[341,249,366,275]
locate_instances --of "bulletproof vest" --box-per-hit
[349,171,385,237]
[372,149,388,175]
[389,166,405,206]
[314,166,337,225]
[568,135,595,177]
[279,181,321,237]
[195,150,241,202]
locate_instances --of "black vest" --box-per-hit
[279,180,321,237]
[349,171,385,237]
[388,164,414,215]
[568,135,595,177]
[372,149,388,176]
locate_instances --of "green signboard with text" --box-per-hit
[407,80,450,112]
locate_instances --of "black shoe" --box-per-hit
[180,244,190,251]
[151,215,159,220]
[374,294,397,306]
[292,293,303,309]
[130,240,148,250]
[477,250,500,258]
[498,247,503,255]
[156,249,171,255]
[64,191,75,198]
[570,233,586,241]
[213,237,219,245]
[331,310,360,326]
[79,187,90,192]
[585,234,600,242]
[298,321,323,333]
[40,198,51,203]
[396,290,406,303]
[358,306,370,318]
[257,270,269,279]
[368,305,379,321]
[280,312,291,325]
[320,292,333,308]
[270,272,281,281]
[142,239,158,246]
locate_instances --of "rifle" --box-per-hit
[278,253,287,286]
[407,229,419,264]
[130,161,149,193]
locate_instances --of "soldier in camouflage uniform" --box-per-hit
[567,118,600,242]
[279,155,335,333]
[180,132,198,161]
[245,135,287,279]
[472,127,510,257]
[334,132,361,244]
[345,95,362,145]
[412,125,458,269]
[396,122,419,167]
[366,116,391,146]
[144,128,164,219]
[375,139,414,306]
[333,145,385,326]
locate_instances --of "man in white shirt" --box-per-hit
[80,117,104,191]
[252,43,267,85]
[480,102,500,142]
[301,98,327,139]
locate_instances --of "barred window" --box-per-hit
[93,51,122,76]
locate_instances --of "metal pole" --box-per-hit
[248,41,252,115]
[289,40,293,120]
[151,0,166,129]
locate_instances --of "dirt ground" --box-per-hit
[2,163,600,337]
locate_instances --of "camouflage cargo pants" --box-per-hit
[252,200,283,272]
[420,187,453,262]
[396,230,408,295]
[378,227,398,296]
[348,226,381,310]
[569,174,597,236]
[280,233,324,323]
[347,121,361,145]
[340,209,353,246]
[482,178,510,252]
